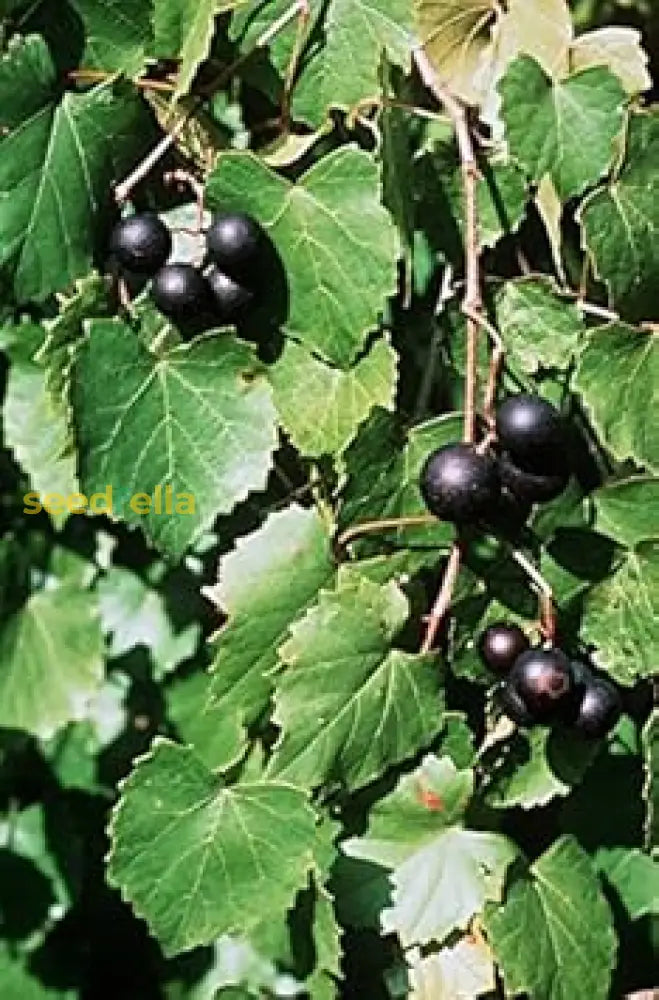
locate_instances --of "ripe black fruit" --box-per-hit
[110,213,171,275]
[151,264,208,320]
[498,452,569,503]
[496,394,565,468]
[420,443,500,524]
[206,212,262,280]
[479,622,530,674]
[508,648,573,721]
[573,677,622,739]
[206,267,253,322]
[498,680,535,726]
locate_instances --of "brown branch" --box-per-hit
[68,69,176,93]
[420,542,463,654]
[334,514,437,559]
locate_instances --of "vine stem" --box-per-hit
[420,542,463,654]
[114,0,307,204]
[334,514,436,558]
[509,548,557,643]
[68,69,176,93]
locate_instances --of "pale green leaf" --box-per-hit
[205,147,399,368]
[575,323,659,473]
[268,336,397,457]
[496,0,572,78]
[0,34,56,131]
[592,477,659,547]
[570,27,651,96]
[169,506,334,769]
[495,277,585,373]
[71,319,277,557]
[407,936,496,1000]
[499,56,626,200]
[579,112,659,321]
[70,0,152,76]
[0,81,150,303]
[0,586,104,739]
[414,0,497,107]
[107,738,317,956]
[267,577,444,791]
[485,836,617,1000]
[595,847,659,920]
[535,176,566,282]
[344,755,516,945]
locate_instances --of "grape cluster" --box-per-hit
[479,623,622,739]
[420,394,570,528]
[109,210,264,327]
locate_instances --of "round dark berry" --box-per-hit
[420,444,500,524]
[206,212,263,281]
[498,680,535,726]
[479,622,530,674]
[573,677,622,739]
[498,452,569,503]
[508,648,574,721]
[496,394,565,468]
[151,264,208,320]
[206,267,253,323]
[110,213,171,275]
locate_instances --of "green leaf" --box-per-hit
[592,477,659,547]
[575,323,659,473]
[495,277,585,373]
[499,56,626,200]
[595,847,659,920]
[643,710,658,855]
[406,936,496,1000]
[153,0,234,100]
[267,576,444,791]
[268,336,397,458]
[98,566,201,680]
[291,0,414,126]
[344,755,516,946]
[71,319,277,557]
[579,112,659,321]
[0,585,104,739]
[0,34,56,131]
[485,836,617,1000]
[205,147,399,368]
[107,738,317,956]
[0,81,150,304]
[483,726,599,810]
[0,949,74,999]
[169,505,334,770]
[581,541,659,685]
[69,0,153,76]
[4,351,78,527]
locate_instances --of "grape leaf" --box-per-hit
[580,541,659,685]
[268,336,397,457]
[575,323,659,473]
[496,0,572,79]
[98,566,201,680]
[499,56,626,200]
[535,175,566,282]
[0,948,74,999]
[344,755,516,946]
[485,836,617,1000]
[592,477,659,547]
[406,936,496,1000]
[595,847,659,920]
[169,506,334,770]
[291,0,414,126]
[267,577,444,792]
[414,0,497,107]
[4,350,78,527]
[71,319,277,557]
[205,147,399,368]
[0,34,56,130]
[153,0,240,100]
[107,738,317,956]
[0,81,150,304]
[495,277,585,373]
[579,112,659,321]
[642,710,658,855]
[69,0,153,76]
[0,585,104,740]
[483,726,599,810]
[570,27,652,96]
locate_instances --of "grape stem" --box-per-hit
[420,541,463,654]
[334,514,436,559]
[509,548,558,642]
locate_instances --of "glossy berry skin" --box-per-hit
[206,212,262,281]
[498,452,569,503]
[420,444,500,524]
[507,648,574,721]
[206,267,253,322]
[479,622,530,674]
[498,680,535,726]
[110,213,171,275]
[573,677,622,739]
[151,264,208,320]
[496,394,565,468]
